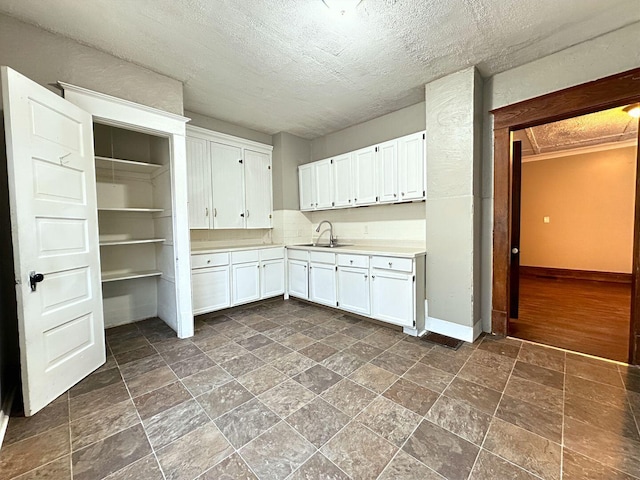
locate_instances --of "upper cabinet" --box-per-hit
[299,131,425,212]
[186,126,273,229]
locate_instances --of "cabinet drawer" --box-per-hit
[259,247,284,261]
[337,254,369,268]
[371,255,413,273]
[309,251,335,265]
[287,249,309,261]
[191,252,230,269]
[231,250,260,264]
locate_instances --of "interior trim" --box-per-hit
[520,266,632,284]
[425,316,482,343]
[0,387,15,451]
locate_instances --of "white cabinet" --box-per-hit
[186,136,212,229]
[211,141,245,229]
[288,259,309,299]
[192,266,230,314]
[371,259,415,328]
[186,126,273,229]
[309,263,337,307]
[337,266,370,315]
[333,153,353,207]
[262,259,285,298]
[298,160,333,211]
[353,146,378,205]
[232,261,261,305]
[377,140,398,203]
[244,149,273,228]
[398,132,426,201]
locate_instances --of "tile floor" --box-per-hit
[1,298,640,480]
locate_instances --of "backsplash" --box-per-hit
[271,210,314,245]
[190,228,272,247]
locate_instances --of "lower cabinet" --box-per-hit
[309,262,337,307]
[288,259,309,300]
[370,267,414,327]
[232,261,261,306]
[261,258,285,298]
[337,266,370,316]
[191,265,231,315]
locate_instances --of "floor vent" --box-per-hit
[421,332,464,350]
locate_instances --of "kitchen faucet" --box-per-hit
[315,220,336,247]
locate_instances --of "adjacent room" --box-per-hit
[0,1,639,480]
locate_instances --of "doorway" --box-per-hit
[490,67,640,364]
[507,107,637,362]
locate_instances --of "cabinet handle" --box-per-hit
[214,208,217,217]
[246,210,250,218]
[393,193,397,197]
[401,192,405,196]
[389,262,393,267]
[354,198,357,202]
[371,275,375,280]
[207,260,211,264]
[240,213,244,217]
[257,265,260,268]
[349,199,352,203]
[350,260,353,265]
[364,274,368,280]
[205,207,209,217]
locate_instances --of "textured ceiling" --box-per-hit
[0,0,638,138]
[515,106,639,157]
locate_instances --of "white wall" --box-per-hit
[481,21,640,331]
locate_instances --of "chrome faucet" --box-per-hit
[315,220,336,247]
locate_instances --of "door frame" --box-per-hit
[490,67,640,364]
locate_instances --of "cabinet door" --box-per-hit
[288,259,308,299]
[377,140,398,203]
[261,259,284,298]
[398,132,425,201]
[244,149,272,228]
[299,164,316,211]
[314,159,334,209]
[337,266,370,315]
[333,153,352,207]
[192,266,230,314]
[186,136,212,228]
[309,263,337,306]
[353,146,378,205]
[211,141,245,228]
[370,268,414,327]
[232,261,261,305]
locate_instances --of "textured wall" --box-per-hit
[520,147,636,273]
[425,67,483,330]
[0,14,183,114]
[480,22,640,331]
[272,132,311,211]
[186,110,273,146]
[310,102,426,161]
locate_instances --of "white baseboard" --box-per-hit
[425,316,483,343]
[0,387,15,451]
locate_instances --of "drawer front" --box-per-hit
[191,252,230,269]
[309,251,336,265]
[231,249,260,264]
[287,249,309,261]
[371,255,413,273]
[337,253,369,268]
[259,247,285,261]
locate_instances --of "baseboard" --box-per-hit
[0,387,15,451]
[425,316,482,343]
[520,266,632,284]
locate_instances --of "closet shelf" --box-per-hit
[98,207,164,213]
[101,270,162,283]
[95,156,162,174]
[99,238,166,247]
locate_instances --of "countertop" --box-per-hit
[191,243,426,258]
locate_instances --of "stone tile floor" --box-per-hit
[1,298,640,479]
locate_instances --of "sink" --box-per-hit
[294,243,354,248]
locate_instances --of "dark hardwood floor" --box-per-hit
[509,273,632,362]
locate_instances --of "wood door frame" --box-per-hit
[490,67,640,364]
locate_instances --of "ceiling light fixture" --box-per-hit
[623,104,640,119]
[322,0,363,16]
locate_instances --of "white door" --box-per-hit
[192,266,230,314]
[287,259,308,299]
[314,159,333,209]
[244,149,272,229]
[309,263,337,306]
[232,261,260,305]
[2,66,105,415]
[353,147,378,205]
[186,136,212,229]
[337,266,370,315]
[261,259,284,298]
[398,132,426,201]
[333,154,352,208]
[298,163,316,211]
[370,268,414,327]
[211,141,245,228]
[377,140,398,203]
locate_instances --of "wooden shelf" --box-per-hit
[101,270,162,283]
[99,238,166,247]
[98,207,164,213]
[95,156,162,174]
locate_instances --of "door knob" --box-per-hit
[29,271,44,292]
[511,247,519,254]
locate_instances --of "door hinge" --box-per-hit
[269,214,272,219]
[268,165,271,169]
[375,146,378,152]
[375,196,379,202]
[422,133,425,140]
[335,265,338,271]
[238,159,243,164]
[332,202,335,207]
[422,190,425,196]
[413,319,416,327]
[336,301,339,307]
[412,275,415,282]
[330,159,333,164]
